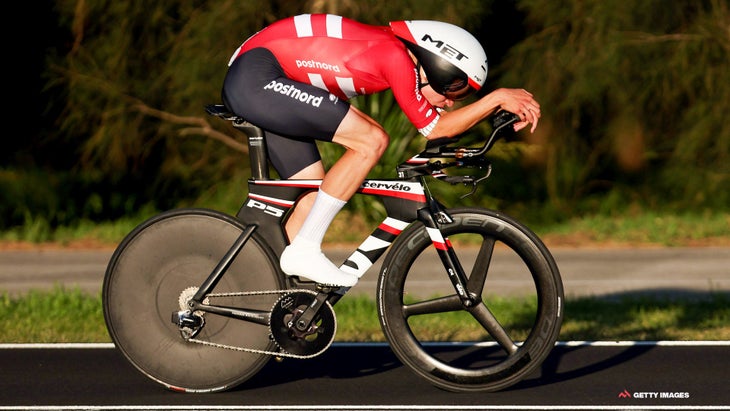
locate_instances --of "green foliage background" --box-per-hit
[499,0,730,215]
[5,0,729,234]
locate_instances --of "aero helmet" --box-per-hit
[390,20,488,100]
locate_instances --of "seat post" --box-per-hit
[234,123,269,180]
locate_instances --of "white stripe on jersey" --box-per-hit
[294,14,313,37]
[294,14,356,98]
[336,77,357,98]
[307,73,327,90]
[326,14,343,38]
[419,115,440,137]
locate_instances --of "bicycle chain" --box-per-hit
[185,289,329,359]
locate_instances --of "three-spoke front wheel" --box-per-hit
[377,208,563,392]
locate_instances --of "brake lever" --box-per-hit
[459,163,492,199]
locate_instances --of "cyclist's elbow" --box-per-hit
[428,123,461,139]
[429,112,478,138]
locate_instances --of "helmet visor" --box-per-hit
[438,79,475,101]
[425,70,475,101]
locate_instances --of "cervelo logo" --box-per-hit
[362,181,412,192]
[295,59,341,73]
[263,80,324,107]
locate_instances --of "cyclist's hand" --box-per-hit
[491,88,541,133]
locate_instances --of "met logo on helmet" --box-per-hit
[420,34,469,62]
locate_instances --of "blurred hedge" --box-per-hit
[8,0,728,231]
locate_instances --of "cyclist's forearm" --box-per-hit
[427,95,501,139]
[428,88,541,139]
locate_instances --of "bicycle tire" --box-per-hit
[377,207,563,392]
[103,208,284,392]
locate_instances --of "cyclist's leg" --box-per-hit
[222,49,371,286]
[255,123,369,287]
[223,48,386,286]
[280,106,388,286]
[321,106,389,200]
[276,107,388,242]
[278,105,387,236]
[246,134,357,287]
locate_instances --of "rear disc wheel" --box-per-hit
[103,209,284,392]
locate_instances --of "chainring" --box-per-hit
[269,290,336,357]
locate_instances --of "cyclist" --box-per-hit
[222,14,541,287]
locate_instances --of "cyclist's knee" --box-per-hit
[349,127,388,166]
[366,126,389,159]
[334,108,389,160]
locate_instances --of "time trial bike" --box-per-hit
[102,106,564,393]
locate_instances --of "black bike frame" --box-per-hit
[238,176,476,304]
[189,121,479,313]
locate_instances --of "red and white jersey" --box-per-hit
[229,14,440,136]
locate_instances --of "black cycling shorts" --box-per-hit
[222,47,351,178]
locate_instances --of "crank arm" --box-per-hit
[291,291,330,332]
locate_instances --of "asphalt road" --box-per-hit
[1,342,728,409]
[1,247,729,409]
[1,246,728,298]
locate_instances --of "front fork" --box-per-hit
[418,198,481,307]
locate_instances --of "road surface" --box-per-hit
[1,247,728,298]
[1,342,728,409]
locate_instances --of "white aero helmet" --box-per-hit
[390,20,488,100]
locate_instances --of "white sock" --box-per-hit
[280,189,356,287]
[291,189,346,247]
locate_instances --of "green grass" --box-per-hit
[533,210,730,247]
[1,210,727,343]
[1,288,727,343]
[1,288,107,343]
